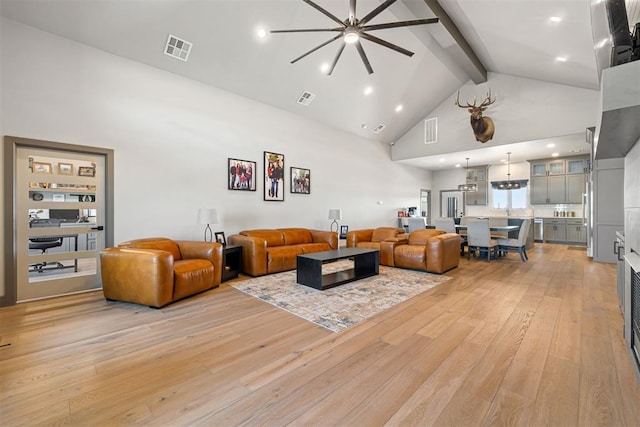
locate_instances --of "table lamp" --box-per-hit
[197,208,218,242]
[328,208,342,233]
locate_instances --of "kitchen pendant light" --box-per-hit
[492,152,527,190]
[458,158,478,192]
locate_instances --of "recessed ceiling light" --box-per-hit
[455,164,461,168]
[361,124,367,129]
[320,63,330,73]
[552,152,560,157]
[555,56,568,62]
[364,86,373,96]
[546,143,555,148]
[550,16,562,23]
[256,28,267,38]
[439,158,445,163]
[395,104,403,113]
[500,159,506,162]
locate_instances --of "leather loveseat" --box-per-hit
[100,237,223,308]
[346,227,406,266]
[227,228,337,277]
[391,229,462,274]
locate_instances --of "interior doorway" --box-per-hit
[440,190,465,218]
[3,136,114,306]
[420,189,431,225]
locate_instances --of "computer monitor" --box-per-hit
[49,209,79,222]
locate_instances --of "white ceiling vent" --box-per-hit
[373,124,386,134]
[164,34,192,62]
[424,117,438,144]
[296,91,316,106]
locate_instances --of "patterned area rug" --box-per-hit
[231,260,451,333]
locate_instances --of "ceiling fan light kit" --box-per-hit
[271,0,439,75]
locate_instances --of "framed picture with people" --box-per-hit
[215,231,226,246]
[290,167,310,194]
[264,151,284,201]
[228,158,256,191]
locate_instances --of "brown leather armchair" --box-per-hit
[100,238,223,308]
[392,229,462,273]
[346,227,405,266]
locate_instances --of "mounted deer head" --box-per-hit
[455,90,496,143]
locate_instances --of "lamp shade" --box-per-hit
[328,209,342,221]
[197,208,218,225]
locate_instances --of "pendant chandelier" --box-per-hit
[492,152,528,190]
[458,158,478,192]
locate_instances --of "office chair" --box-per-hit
[29,218,65,272]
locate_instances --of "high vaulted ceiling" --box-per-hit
[1,0,639,168]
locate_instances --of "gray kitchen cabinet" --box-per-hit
[465,166,488,205]
[566,173,586,204]
[531,175,566,204]
[566,219,587,244]
[529,155,588,205]
[544,218,567,242]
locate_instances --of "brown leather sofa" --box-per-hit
[391,229,462,274]
[346,227,405,266]
[227,228,337,277]
[100,238,223,308]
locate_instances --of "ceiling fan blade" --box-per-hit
[290,34,343,64]
[359,32,414,57]
[359,0,397,25]
[328,41,346,75]
[355,41,373,74]
[271,28,342,33]
[349,0,356,25]
[363,18,439,31]
[302,0,347,27]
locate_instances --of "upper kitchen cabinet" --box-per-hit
[465,166,488,205]
[529,155,589,205]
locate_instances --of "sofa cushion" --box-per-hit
[300,242,332,254]
[173,259,214,300]
[241,230,285,247]
[356,241,383,250]
[280,228,313,246]
[408,229,444,245]
[267,246,304,273]
[371,227,402,242]
[394,245,427,270]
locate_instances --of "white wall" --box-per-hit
[624,138,640,255]
[0,19,432,298]
[391,73,600,160]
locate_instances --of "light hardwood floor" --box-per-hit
[1,243,639,426]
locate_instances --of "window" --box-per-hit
[492,187,527,209]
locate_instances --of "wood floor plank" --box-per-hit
[1,244,639,426]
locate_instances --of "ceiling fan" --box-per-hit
[271,0,439,75]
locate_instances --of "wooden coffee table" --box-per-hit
[296,247,379,290]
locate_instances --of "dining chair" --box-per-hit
[407,217,426,232]
[466,219,498,261]
[434,217,456,233]
[496,218,531,262]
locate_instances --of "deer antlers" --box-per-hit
[455,89,496,109]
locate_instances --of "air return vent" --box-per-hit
[164,34,192,61]
[296,91,316,106]
[373,124,386,134]
[424,117,438,144]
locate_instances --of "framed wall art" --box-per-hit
[32,162,52,174]
[290,167,310,194]
[340,225,349,239]
[228,158,256,191]
[264,151,284,201]
[78,166,96,177]
[58,162,73,175]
